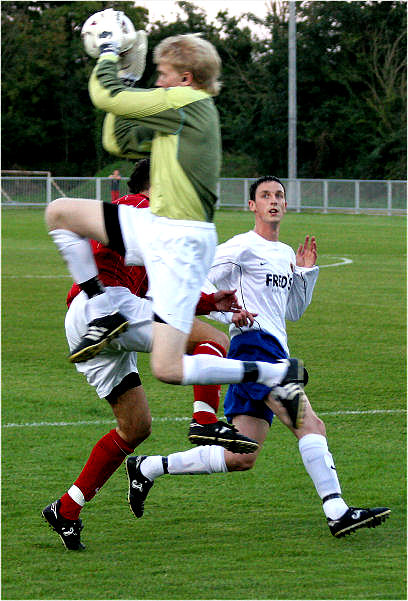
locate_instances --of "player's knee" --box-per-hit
[45,197,70,230]
[210,330,229,354]
[150,357,182,384]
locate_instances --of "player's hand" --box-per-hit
[96,9,124,55]
[232,310,258,328]
[296,235,317,267]
[212,289,242,312]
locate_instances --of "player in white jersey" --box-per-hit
[207,229,317,357]
[125,176,390,538]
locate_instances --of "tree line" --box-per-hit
[2,0,406,179]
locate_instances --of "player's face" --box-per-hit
[156,62,189,88]
[249,181,287,223]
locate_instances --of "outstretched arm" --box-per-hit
[195,290,241,315]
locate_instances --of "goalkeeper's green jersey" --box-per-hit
[89,53,221,222]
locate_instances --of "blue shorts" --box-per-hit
[223,330,288,426]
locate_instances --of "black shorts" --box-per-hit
[103,202,125,256]
[105,372,142,404]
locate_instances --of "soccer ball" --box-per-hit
[81,10,137,59]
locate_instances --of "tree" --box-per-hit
[288,1,406,178]
[1,0,405,178]
[1,1,148,174]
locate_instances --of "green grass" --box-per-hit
[2,208,406,600]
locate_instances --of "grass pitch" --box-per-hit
[2,208,406,600]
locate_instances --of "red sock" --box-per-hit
[59,429,135,520]
[192,341,226,424]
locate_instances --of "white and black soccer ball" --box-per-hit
[81,10,137,58]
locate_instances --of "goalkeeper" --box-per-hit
[45,9,307,434]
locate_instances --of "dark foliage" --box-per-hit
[1,1,406,178]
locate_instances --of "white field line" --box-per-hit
[3,274,71,278]
[2,256,353,279]
[318,256,353,268]
[2,409,406,429]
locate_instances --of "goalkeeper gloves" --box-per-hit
[118,30,148,82]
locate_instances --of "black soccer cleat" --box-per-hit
[126,455,154,518]
[69,311,129,363]
[188,419,259,454]
[269,383,307,429]
[42,499,85,550]
[328,506,391,538]
[280,358,308,387]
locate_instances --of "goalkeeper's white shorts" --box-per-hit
[65,287,153,399]
[118,205,217,334]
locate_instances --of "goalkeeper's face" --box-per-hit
[156,62,191,89]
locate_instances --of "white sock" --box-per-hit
[256,360,289,386]
[181,355,287,386]
[299,433,348,519]
[168,445,227,475]
[141,446,227,480]
[49,229,98,283]
[140,455,166,481]
[182,354,244,385]
[323,497,348,520]
[67,485,85,507]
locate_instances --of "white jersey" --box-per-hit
[206,230,319,355]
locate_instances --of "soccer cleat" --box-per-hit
[328,506,391,538]
[269,382,306,429]
[126,455,154,518]
[188,419,259,454]
[42,499,85,550]
[280,358,308,387]
[69,311,129,363]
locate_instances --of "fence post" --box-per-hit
[216,181,221,210]
[244,179,249,210]
[96,177,101,201]
[296,180,301,212]
[354,181,360,214]
[46,174,52,204]
[387,181,392,216]
[323,180,328,214]
[287,179,297,211]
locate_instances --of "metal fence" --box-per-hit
[1,175,406,215]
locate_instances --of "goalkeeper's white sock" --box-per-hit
[140,446,227,481]
[50,229,114,320]
[181,355,287,386]
[49,229,98,284]
[84,289,119,321]
[299,433,348,519]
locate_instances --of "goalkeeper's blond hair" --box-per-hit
[154,34,222,96]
